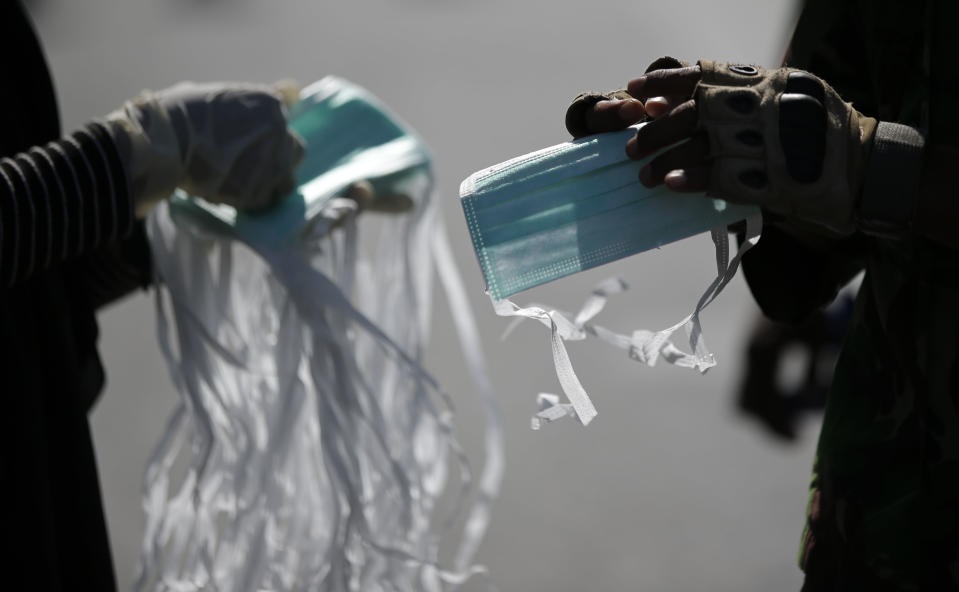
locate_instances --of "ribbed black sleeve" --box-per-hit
[0,121,134,287]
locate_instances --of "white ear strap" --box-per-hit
[494,214,763,428]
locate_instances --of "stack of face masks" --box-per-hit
[461,125,762,427]
[141,76,502,591]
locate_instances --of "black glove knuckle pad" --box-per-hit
[779,72,826,184]
[784,71,824,103]
[693,60,870,234]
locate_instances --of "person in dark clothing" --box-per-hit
[567,0,959,589]
[0,2,304,589]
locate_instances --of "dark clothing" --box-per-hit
[737,293,853,441]
[1,122,137,287]
[741,0,959,589]
[1,2,151,589]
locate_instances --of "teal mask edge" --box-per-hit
[460,125,760,301]
[166,76,432,249]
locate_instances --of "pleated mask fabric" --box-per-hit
[460,123,757,300]
[460,126,761,428]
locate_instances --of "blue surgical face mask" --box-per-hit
[460,123,757,300]
[460,126,762,428]
[168,76,432,248]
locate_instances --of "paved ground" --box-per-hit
[27,0,822,589]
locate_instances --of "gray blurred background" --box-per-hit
[25,0,821,590]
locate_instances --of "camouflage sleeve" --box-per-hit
[784,0,876,114]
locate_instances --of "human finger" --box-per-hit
[583,99,646,134]
[626,99,698,159]
[644,96,691,119]
[638,134,710,187]
[640,57,694,118]
[365,192,415,213]
[344,180,414,214]
[627,66,702,100]
[343,180,375,209]
[663,166,710,192]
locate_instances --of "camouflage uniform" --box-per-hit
[741,0,959,589]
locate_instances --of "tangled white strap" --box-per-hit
[141,193,503,591]
[494,215,763,428]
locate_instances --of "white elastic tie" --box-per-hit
[530,394,576,430]
[492,297,599,425]
[496,215,762,429]
[430,216,504,575]
[141,182,502,590]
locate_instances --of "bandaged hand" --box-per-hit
[105,81,306,218]
[568,57,925,236]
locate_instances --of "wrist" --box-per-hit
[855,121,925,239]
[105,94,185,218]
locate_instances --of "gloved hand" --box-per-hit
[564,56,677,139]
[105,81,306,218]
[568,58,925,236]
